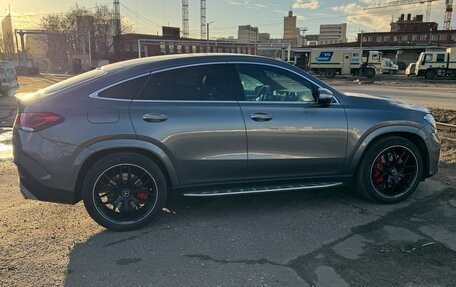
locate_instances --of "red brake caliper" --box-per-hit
[135,187,149,201]
[373,157,385,185]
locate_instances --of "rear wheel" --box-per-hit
[356,136,423,204]
[324,69,337,78]
[82,153,168,231]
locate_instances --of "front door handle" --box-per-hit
[251,112,273,122]
[142,113,168,123]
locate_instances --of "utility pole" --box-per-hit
[113,0,121,62]
[207,21,214,52]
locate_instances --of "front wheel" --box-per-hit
[364,68,375,78]
[425,70,437,80]
[82,153,168,231]
[356,136,423,204]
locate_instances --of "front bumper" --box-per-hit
[423,125,441,178]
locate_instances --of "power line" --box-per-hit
[120,2,162,28]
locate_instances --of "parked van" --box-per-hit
[0,60,19,96]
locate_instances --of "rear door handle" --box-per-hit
[250,112,273,122]
[142,113,168,123]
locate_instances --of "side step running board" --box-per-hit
[183,182,344,197]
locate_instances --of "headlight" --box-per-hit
[424,114,436,129]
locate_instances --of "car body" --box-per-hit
[0,60,19,96]
[406,63,416,77]
[12,54,440,231]
[382,58,399,74]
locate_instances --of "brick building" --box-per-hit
[358,14,456,47]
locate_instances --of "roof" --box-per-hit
[99,53,288,78]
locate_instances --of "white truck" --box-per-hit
[309,48,383,78]
[415,47,456,79]
[382,58,399,74]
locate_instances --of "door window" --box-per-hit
[136,72,172,100]
[171,65,232,101]
[235,64,315,103]
[137,64,234,101]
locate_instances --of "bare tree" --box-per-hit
[40,4,134,70]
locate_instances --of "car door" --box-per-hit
[229,63,348,180]
[130,64,247,185]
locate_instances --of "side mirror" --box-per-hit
[317,88,333,105]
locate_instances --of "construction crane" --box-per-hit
[201,0,206,39]
[182,0,189,38]
[364,0,438,22]
[444,0,453,30]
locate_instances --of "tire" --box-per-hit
[82,152,168,231]
[425,70,437,80]
[355,136,423,204]
[365,68,375,78]
[324,69,336,78]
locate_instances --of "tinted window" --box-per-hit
[236,64,315,102]
[436,54,445,62]
[170,65,232,101]
[98,76,147,99]
[137,72,172,100]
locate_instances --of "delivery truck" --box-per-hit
[415,47,456,79]
[309,48,383,78]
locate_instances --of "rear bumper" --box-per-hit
[13,128,80,204]
[17,163,77,204]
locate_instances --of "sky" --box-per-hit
[3,0,451,41]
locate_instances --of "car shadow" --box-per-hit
[62,186,404,286]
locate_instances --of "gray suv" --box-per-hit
[13,54,440,231]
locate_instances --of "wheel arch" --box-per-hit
[73,139,180,202]
[349,126,429,180]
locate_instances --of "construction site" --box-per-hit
[0,0,451,76]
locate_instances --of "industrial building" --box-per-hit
[238,25,259,43]
[283,11,303,47]
[319,23,347,45]
[358,14,456,47]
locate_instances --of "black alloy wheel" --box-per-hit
[370,145,418,198]
[356,136,423,204]
[82,153,168,231]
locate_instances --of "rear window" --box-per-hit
[41,68,107,95]
[98,76,148,100]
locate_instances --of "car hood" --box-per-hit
[343,92,429,113]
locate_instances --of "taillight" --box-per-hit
[14,112,64,132]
